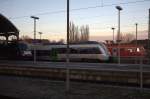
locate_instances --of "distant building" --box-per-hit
[21,39,65,45]
[21,39,50,45]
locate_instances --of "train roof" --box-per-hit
[70,41,101,44]
[28,41,106,50]
[107,44,144,48]
[42,41,102,45]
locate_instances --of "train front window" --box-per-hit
[19,43,28,51]
[127,49,133,52]
[100,43,110,55]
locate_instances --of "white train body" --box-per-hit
[28,41,110,62]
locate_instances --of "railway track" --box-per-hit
[0,60,150,88]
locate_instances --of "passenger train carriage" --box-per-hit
[28,41,110,62]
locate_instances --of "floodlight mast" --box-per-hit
[30,16,39,63]
[116,6,123,65]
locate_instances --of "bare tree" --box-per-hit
[69,22,76,43]
[85,25,89,41]
[69,22,89,43]
[80,25,85,42]
[124,33,135,43]
[74,26,79,42]
[20,35,31,40]
[58,39,64,44]
[118,33,135,43]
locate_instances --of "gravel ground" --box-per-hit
[0,75,150,99]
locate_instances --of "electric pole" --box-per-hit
[148,9,150,59]
[66,0,70,92]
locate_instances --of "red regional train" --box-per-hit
[107,44,146,57]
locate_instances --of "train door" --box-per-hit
[50,48,58,61]
[112,48,117,57]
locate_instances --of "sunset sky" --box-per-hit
[0,0,150,42]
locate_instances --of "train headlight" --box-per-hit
[23,51,32,56]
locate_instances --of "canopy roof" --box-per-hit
[0,14,19,37]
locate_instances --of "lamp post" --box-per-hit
[116,6,123,65]
[38,32,43,40]
[111,27,115,43]
[135,23,138,44]
[135,23,138,64]
[148,9,150,59]
[135,23,138,50]
[30,16,39,63]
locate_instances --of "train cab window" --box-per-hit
[127,48,133,52]
[18,43,28,51]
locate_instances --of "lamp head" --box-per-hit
[111,27,115,30]
[116,6,123,10]
[31,16,39,19]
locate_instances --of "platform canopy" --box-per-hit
[0,13,19,41]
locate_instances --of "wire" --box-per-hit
[90,23,148,30]
[71,15,148,22]
[9,0,150,19]
[71,0,149,11]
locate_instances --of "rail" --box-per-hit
[111,56,150,64]
[0,61,149,92]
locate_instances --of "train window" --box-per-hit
[78,48,85,54]
[113,48,117,52]
[92,48,102,54]
[79,47,101,54]
[127,49,133,52]
[137,48,140,52]
[120,48,124,51]
[70,48,78,54]
[51,47,101,54]
[53,48,79,54]
[52,48,66,54]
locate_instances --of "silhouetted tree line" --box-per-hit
[116,33,135,43]
[69,22,89,43]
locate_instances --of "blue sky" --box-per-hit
[0,0,150,41]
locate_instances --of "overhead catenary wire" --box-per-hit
[91,23,148,30]
[9,0,150,19]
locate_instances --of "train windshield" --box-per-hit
[99,43,110,55]
[18,43,28,51]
